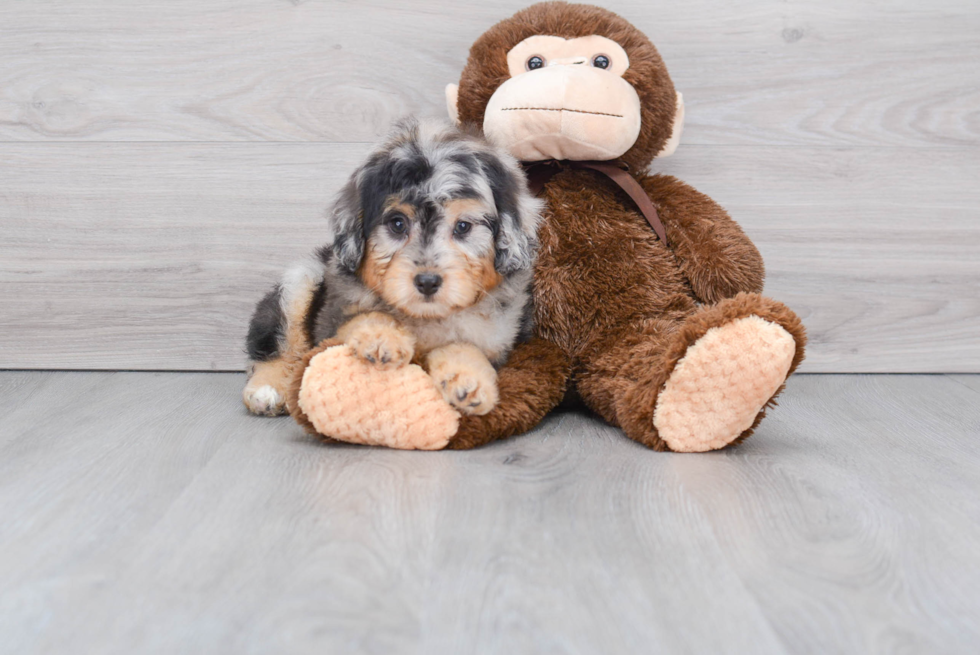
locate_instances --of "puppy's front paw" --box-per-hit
[438,371,498,416]
[346,322,415,369]
[427,345,499,416]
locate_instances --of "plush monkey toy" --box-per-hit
[291,1,806,452]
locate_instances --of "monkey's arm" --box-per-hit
[639,173,765,304]
[446,337,570,450]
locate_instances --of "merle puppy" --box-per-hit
[243,119,542,418]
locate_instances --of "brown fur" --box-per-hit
[468,249,503,296]
[448,337,572,449]
[362,196,506,319]
[358,200,414,295]
[457,1,677,173]
[444,3,806,451]
[357,244,389,295]
[610,293,806,451]
[445,198,503,295]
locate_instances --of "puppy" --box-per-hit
[242,118,542,418]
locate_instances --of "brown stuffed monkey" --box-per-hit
[287,1,806,452]
[447,1,807,452]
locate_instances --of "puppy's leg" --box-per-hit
[426,343,499,416]
[338,312,415,369]
[243,359,294,417]
[448,338,570,449]
[243,260,324,416]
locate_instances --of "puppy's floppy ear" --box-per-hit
[328,174,365,274]
[495,192,543,275]
[477,151,543,274]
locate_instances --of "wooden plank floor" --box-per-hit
[1,372,978,654]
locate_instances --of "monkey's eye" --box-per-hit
[386,215,408,235]
[526,55,545,71]
[592,54,611,69]
[453,221,472,236]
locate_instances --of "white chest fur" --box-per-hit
[402,294,526,363]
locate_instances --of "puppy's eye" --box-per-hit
[526,55,545,71]
[387,215,408,235]
[453,221,472,236]
[592,54,610,69]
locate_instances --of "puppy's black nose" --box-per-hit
[414,273,442,296]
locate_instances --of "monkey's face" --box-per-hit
[483,35,642,162]
[448,3,685,170]
[359,197,502,319]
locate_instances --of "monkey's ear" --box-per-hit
[655,92,685,159]
[445,83,460,125]
[328,176,365,274]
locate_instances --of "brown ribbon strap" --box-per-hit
[522,160,669,247]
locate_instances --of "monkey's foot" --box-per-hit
[294,344,459,450]
[653,315,796,453]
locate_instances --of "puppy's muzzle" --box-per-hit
[414,273,443,297]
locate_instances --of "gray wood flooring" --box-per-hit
[1,371,979,654]
[2,2,977,651]
[2,0,979,373]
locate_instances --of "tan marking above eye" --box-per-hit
[443,197,492,223]
[383,198,415,219]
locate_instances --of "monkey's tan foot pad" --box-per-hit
[653,315,796,453]
[297,345,459,450]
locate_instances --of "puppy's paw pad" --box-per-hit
[243,384,286,416]
[435,370,498,416]
[347,326,415,369]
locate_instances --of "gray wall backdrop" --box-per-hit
[1,0,977,372]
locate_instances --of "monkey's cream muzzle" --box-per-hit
[446,34,683,162]
[482,64,642,162]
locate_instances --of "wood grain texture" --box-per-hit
[947,374,980,395]
[0,0,977,147]
[1,0,977,372]
[2,143,977,371]
[0,371,979,654]
[0,142,371,370]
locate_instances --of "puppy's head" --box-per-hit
[328,118,541,318]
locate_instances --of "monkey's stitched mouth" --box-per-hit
[501,107,624,118]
